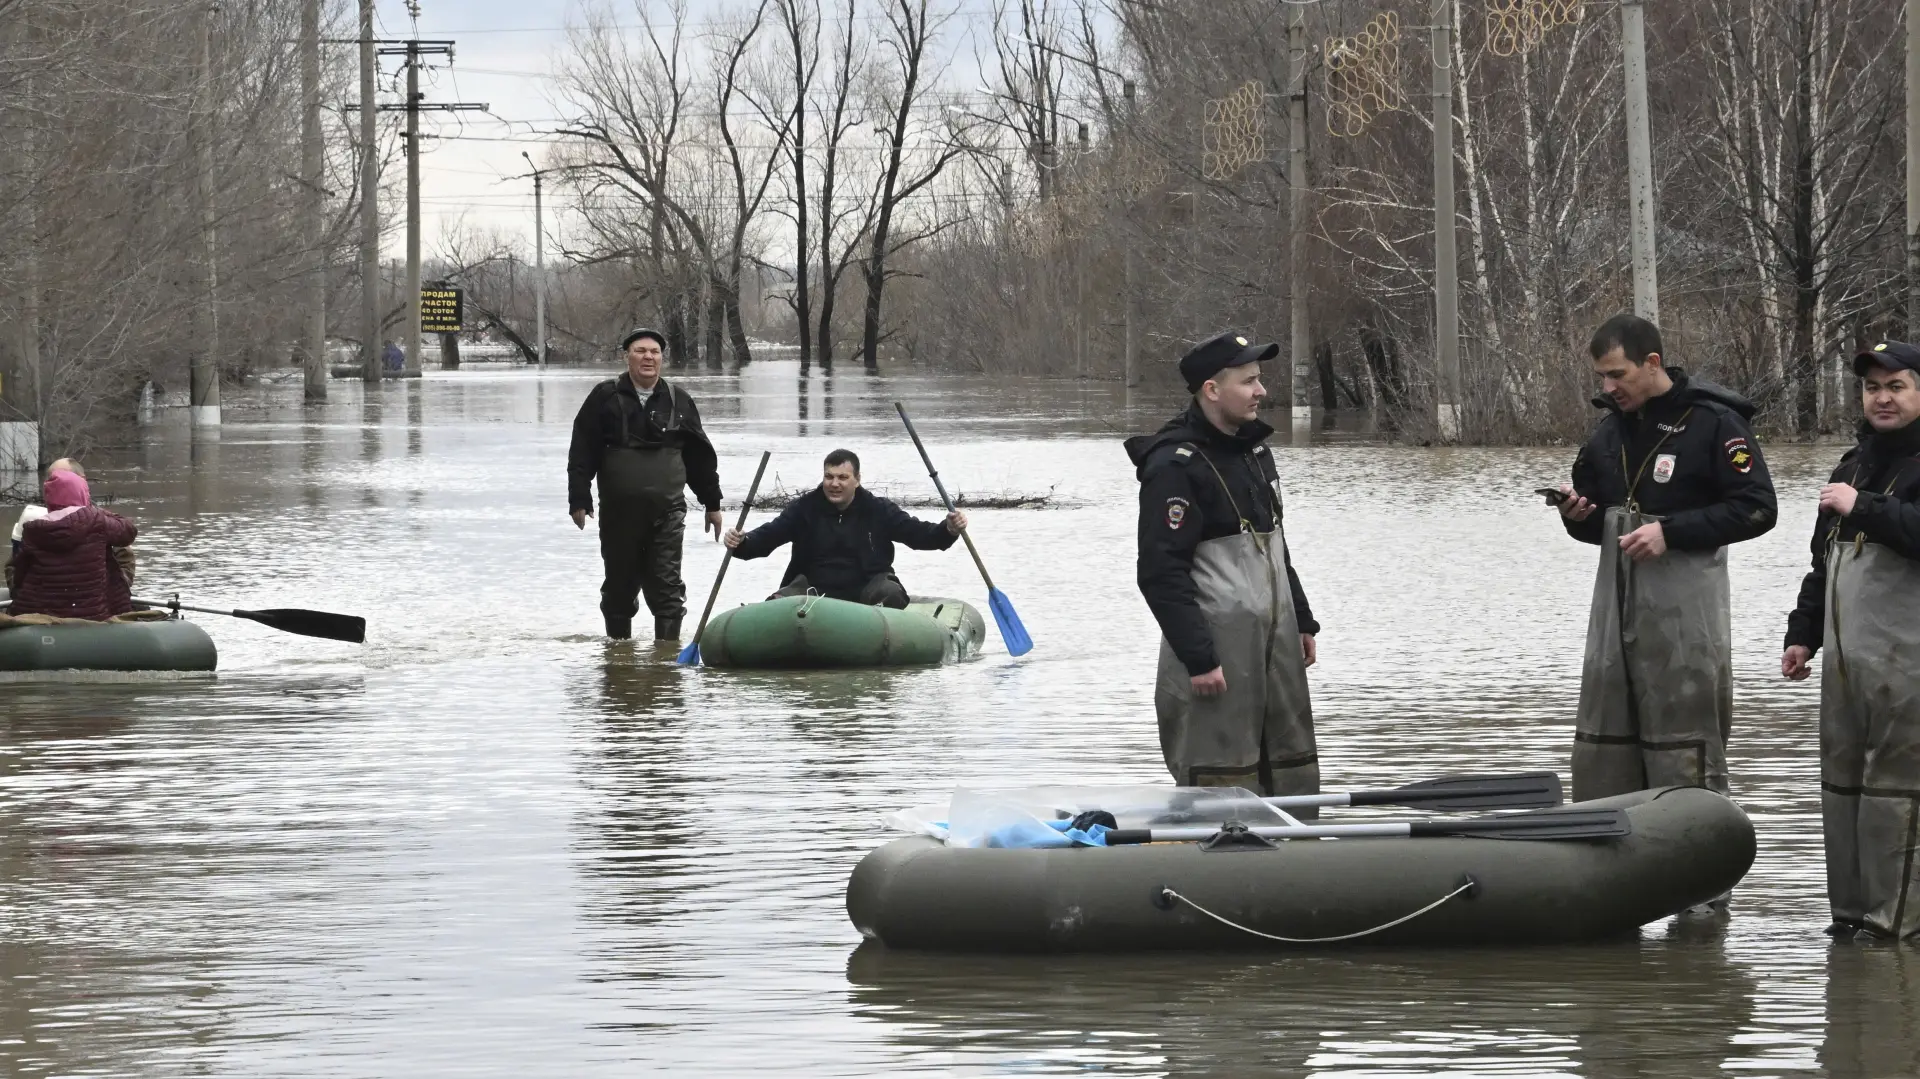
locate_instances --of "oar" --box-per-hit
[1104,806,1630,845]
[893,403,1033,657]
[677,449,772,666]
[1267,771,1562,813]
[135,596,365,643]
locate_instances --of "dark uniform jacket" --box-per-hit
[1784,418,1920,653]
[1565,369,1778,551]
[1125,404,1319,677]
[732,486,958,596]
[566,374,721,514]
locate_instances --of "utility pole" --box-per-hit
[192,1,222,427]
[1431,0,1461,441]
[301,0,326,401]
[1123,79,1136,389]
[1621,0,1660,323]
[378,41,484,378]
[1288,0,1311,425]
[358,0,380,383]
[404,41,422,377]
[523,150,546,369]
[1907,0,1919,333]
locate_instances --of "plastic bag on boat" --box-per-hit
[891,785,1291,849]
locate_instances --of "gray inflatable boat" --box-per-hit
[0,589,217,677]
[847,786,1754,952]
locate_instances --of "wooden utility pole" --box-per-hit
[192,0,222,427]
[358,0,380,383]
[1621,0,1660,323]
[301,0,326,401]
[524,150,546,369]
[378,41,483,378]
[1431,0,1461,440]
[1288,0,1311,424]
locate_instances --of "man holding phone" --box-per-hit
[1551,315,1776,845]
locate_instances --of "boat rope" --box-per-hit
[1158,878,1476,944]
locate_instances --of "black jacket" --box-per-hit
[1565,369,1777,550]
[566,374,721,513]
[1125,404,1318,677]
[1784,418,1920,653]
[732,486,957,595]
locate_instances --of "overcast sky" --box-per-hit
[368,0,1006,260]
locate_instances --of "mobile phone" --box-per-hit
[1535,487,1570,506]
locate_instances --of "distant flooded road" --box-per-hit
[0,364,1897,1077]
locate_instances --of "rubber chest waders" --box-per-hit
[1573,410,1735,801]
[1153,445,1317,800]
[1821,464,1920,939]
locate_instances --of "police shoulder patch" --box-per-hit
[1725,436,1754,474]
[1165,496,1190,530]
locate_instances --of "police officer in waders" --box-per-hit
[567,329,725,641]
[1126,332,1320,801]
[1555,315,1776,846]
[1782,341,1920,941]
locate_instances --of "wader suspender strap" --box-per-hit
[1617,407,1695,513]
[1184,444,1284,537]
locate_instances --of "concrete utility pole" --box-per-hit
[358,0,380,383]
[404,41,422,377]
[1621,0,1660,323]
[1288,0,1311,425]
[301,0,326,401]
[378,41,483,378]
[192,1,222,427]
[1432,0,1461,440]
[1908,0,1920,332]
[523,151,546,369]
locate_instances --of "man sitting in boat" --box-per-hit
[6,464,138,621]
[723,448,966,609]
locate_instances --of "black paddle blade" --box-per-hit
[1413,807,1630,841]
[1353,771,1564,812]
[235,608,367,644]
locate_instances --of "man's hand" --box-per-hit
[1618,521,1667,562]
[1819,483,1860,518]
[705,509,726,540]
[724,527,745,550]
[945,509,968,535]
[1782,645,1814,681]
[1558,484,1597,522]
[571,508,591,531]
[1190,667,1227,697]
[1301,634,1317,668]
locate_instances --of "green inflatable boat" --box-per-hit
[0,590,217,678]
[849,786,1755,951]
[700,595,985,669]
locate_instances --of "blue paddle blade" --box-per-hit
[675,640,701,666]
[988,588,1032,656]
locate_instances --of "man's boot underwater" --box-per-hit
[605,615,633,640]
[653,616,682,641]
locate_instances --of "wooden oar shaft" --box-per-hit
[689,450,771,645]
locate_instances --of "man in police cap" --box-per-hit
[1554,313,1776,814]
[567,328,726,640]
[1782,340,1920,940]
[1125,331,1320,798]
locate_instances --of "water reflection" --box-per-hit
[848,939,1766,1078]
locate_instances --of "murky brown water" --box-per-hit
[0,364,1905,1077]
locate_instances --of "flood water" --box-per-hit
[0,364,1908,1077]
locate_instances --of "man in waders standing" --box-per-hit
[1782,341,1920,940]
[1126,332,1320,799]
[567,329,725,641]
[1555,315,1776,827]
